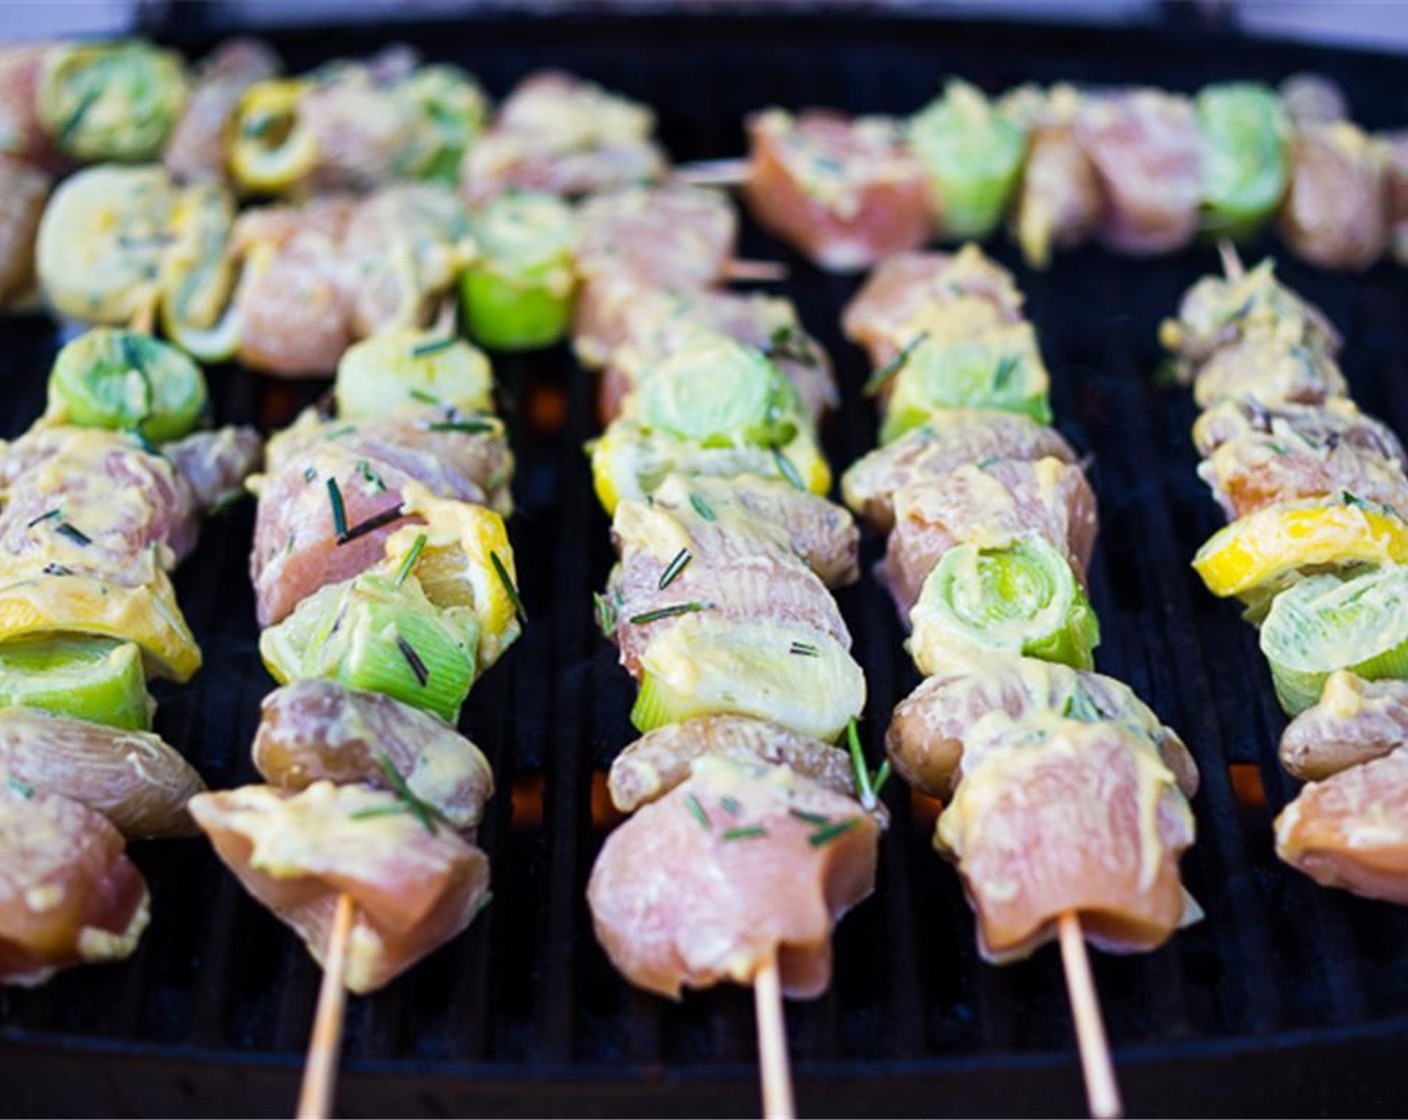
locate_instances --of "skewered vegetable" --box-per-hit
[45,329,208,443]
[459,191,577,350]
[909,79,1027,241]
[0,638,150,732]
[336,328,494,421]
[1196,82,1289,238]
[1277,122,1388,271]
[163,38,280,184]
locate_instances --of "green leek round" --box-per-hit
[335,327,495,420]
[260,573,479,723]
[0,636,151,731]
[631,616,864,743]
[880,333,1051,444]
[460,192,577,351]
[1196,83,1289,238]
[908,79,1028,241]
[1261,566,1408,715]
[47,329,208,443]
[908,536,1099,673]
[38,41,187,163]
[396,65,489,185]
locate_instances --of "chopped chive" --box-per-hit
[593,591,618,637]
[490,550,527,625]
[304,465,317,483]
[1342,490,1367,509]
[26,509,61,529]
[789,640,819,657]
[357,459,387,494]
[975,455,1002,470]
[1267,441,1288,456]
[422,419,496,435]
[689,492,716,521]
[349,804,413,821]
[326,477,348,540]
[808,818,860,847]
[374,752,439,835]
[55,521,92,547]
[863,331,928,396]
[720,796,742,817]
[42,563,74,577]
[722,825,768,841]
[409,388,443,406]
[657,548,692,590]
[338,503,407,545]
[395,534,428,586]
[396,633,430,687]
[871,759,891,798]
[324,425,356,441]
[476,890,494,915]
[130,427,161,456]
[992,353,1019,391]
[788,808,830,826]
[1062,681,1103,722]
[772,447,805,492]
[846,717,877,812]
[628,601,708,625]
[7,776,34,800]
[58,87,100,145]
[685,793,710,830]
[411,335,457,358]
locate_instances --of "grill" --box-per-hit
[4,8,1408,1116]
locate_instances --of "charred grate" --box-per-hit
[4,9,1408,1117]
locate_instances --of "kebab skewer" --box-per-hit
[0,327,261,984]
[1162,245,1408,906]
[187,327,520,1118]
[841,246,1204,1118]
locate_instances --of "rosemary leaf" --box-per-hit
[689,493,716,522]
[326,477,348,540]
[863,331,928,396]
[374,753,439,835]
[808,818,860,848]
[396,634,430,687]
[722,825,768,841]
[628,601,708,625]
[491,550,527,625]
[657,548,692,591]
[395,534,428,586]
[685,793,710,830]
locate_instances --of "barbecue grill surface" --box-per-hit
[5,9,1408,1117]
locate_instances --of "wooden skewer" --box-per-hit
[127,284,159,337]
[1057,911,1123,1120]
[1217,238,1246,283]
[753,951,796,1120]
[674,157,751,188]
[725,258,790,283]
[297,892,357,1120]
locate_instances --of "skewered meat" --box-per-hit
[1276,123,1388,271]
[935,714,1196,962]
[576,185,737,292]
[1384,131,1408,263]
[190,781,491,994]
[588,755,878,999]
[1279,73,1349,129]
[254,680,494,831]
[1075,88,1203,255]
[162,425,265,511]
[585,285,837,425]
[1197,425,1408,520]
[1275,748,1408,905]
[163,38,279,184]
[462,71,666,206]
[886,650,1197,800]
[0,45,58,168]
[0,709,204,840]
[605,491,850,678]
[0,155,49,308]
[842,410,1077,533]
[1280,672,1408,781]
[743,108,931,273]
[1190,329,1348,410]
[880,457,1097,620]
[841,246,1025,369]
[1008,85,1103,268]
[607,714,861,814]
[1192,397,1403,462]
[251,410,511,626]
[230,195,358,376]
[0,778,150,987]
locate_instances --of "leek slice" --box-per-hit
[908,79,1028,240]
[0,636,151,731]
[38,42,188,163]
[880,329,1051,444]
[460,192,577,351]
[260,573,478,723]
[1261,566,1408,715]
[335,328,494,421]
[229,79,317,195]
[908,536,1099,673]
[46,329,208,443]
[395,65,489,184]
[631,616,864,743]
[1196,83,1289,238]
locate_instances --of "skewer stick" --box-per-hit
[754,951,796,1120]
[127,284,159,336]
[297,892,356,1120]
[725,258,789,283]
[1057,911,1123,1120]
[674,157,750,188]
[1217,238,1246,283]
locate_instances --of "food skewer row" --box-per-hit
[1162,247,1408,905]
[0,326,262,986]
[566,179,881,1118]
[840,245,1205,1118]
[185,323,522,1118]
[683,73,1408,275]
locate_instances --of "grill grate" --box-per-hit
[4,9,1408,1116]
